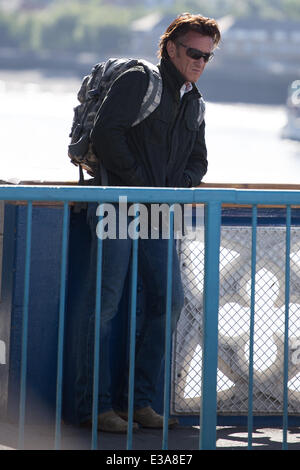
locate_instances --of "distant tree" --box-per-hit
[0,10,18,46]
[1,0,300,57]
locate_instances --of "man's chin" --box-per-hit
[188,72,203,83]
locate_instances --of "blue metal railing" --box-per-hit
[248,205,257,449]
[1,184,300,451]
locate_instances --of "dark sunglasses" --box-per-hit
[177,41,214,62]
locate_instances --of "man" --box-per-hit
[75,13,221,433]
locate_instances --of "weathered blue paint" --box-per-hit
[1,185,300,206]
[5,205,64,426]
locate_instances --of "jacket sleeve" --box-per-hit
[183,120,208,187]
[90,67,148,186]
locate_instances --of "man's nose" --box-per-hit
[194,56,205,67]
[197,56,206,65]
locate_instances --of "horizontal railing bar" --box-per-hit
[202,183,300,191]
[6,201,300,211]
[5,200,300,211]
[1,185,300,205]
[3,180,300,191]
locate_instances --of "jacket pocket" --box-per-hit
[151,118,170,144]
[145,105,172,146]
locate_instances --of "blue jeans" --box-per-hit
[75,203,184,423]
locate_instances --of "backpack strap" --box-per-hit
[198,96,206,126]
[132,59,163,126]
[79,164,85,185]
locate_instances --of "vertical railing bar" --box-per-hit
[18,201,33,450]
[248,204,257,450]
[199,201,221,450]
[126,203,139,450]
[91,203,104,450]
[283,204,291,450]
[162,205,175,451]
[54,202,70,450]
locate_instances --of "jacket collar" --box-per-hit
[159,57,201,99]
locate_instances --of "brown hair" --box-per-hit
[158,12,221,59]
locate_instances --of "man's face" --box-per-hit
[166,31,214,83]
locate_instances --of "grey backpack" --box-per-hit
[68,57,163,183]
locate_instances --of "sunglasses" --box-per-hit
[177,41,214,63]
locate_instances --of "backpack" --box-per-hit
[68,57,163,183]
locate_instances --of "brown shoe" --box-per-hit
[80,410,138,433]
[117,406,178,429]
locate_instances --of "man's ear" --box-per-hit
[166,40,176,58]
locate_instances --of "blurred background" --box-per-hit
[1,0,300,183]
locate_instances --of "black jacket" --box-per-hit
[91,57,208,188]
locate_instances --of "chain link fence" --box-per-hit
[173,212,300,416]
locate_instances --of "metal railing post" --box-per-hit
[162,205,175,450]
[283,205,291,450]
[248,205,257,449]
[199,201,221,450]
[127,203,139,450]
[54,202,70,450]
[18,201,33,450]
[91,203,104,450]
